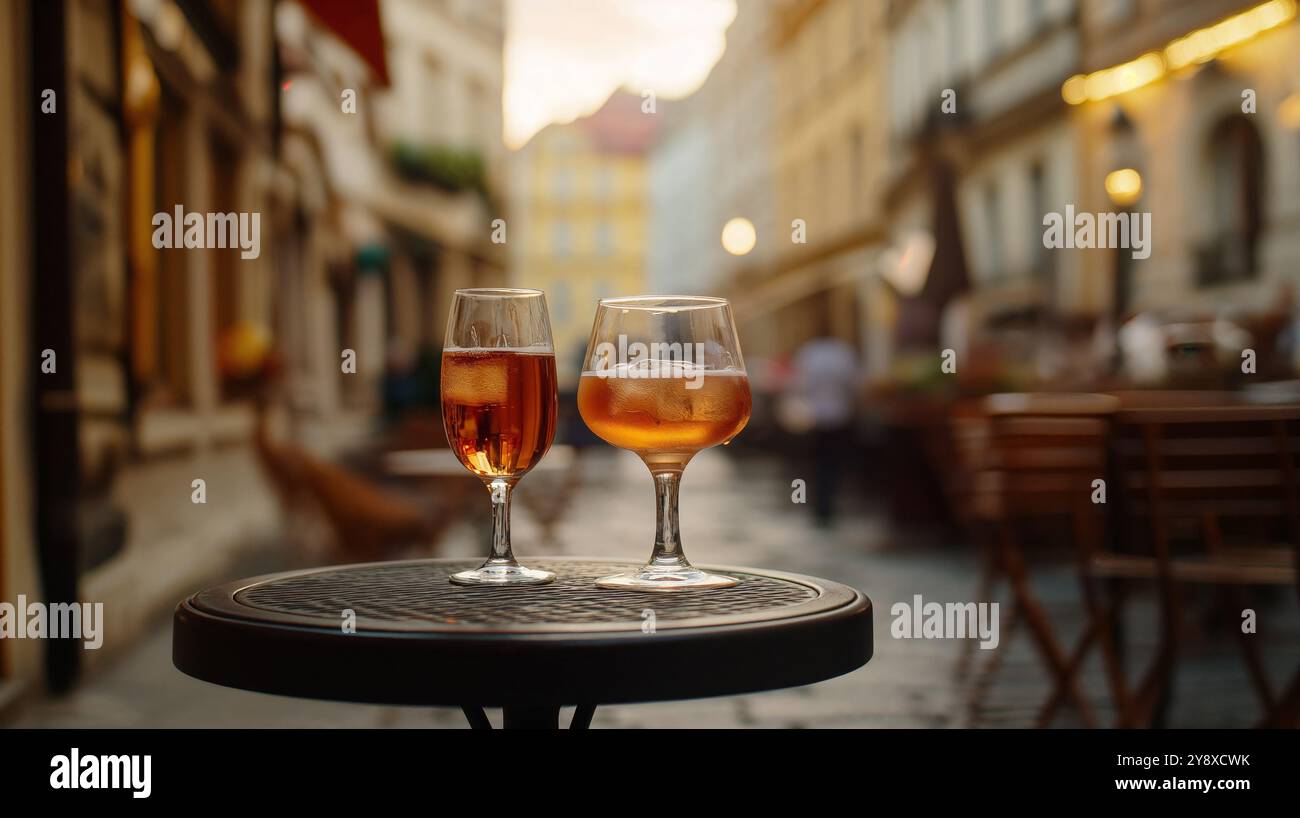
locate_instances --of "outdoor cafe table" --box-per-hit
[173,557,873,728]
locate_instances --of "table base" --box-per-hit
[461,704,596,729]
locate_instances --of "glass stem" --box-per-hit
[650,471,689,569]
[487,478,517,565]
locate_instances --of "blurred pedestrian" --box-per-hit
[786,337,861,527]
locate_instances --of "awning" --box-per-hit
[297,0,391,86]
[895,156,971,349]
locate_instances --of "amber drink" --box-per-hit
[442,349,557,479]
[577,362,750,472]
[439,288,558,586]
[576,296,751,591]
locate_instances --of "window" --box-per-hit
[983,181,1003,279]
[551,280,570,324]
[551,220,572,259]
[1027,0,1047,32]
[851,0,867,58]
[421,55,443,141]
[595,220,615,256]
[1029,161,1051,279]
[947,0,963,78]
[816,148,830,225]
[594,166,614,200]
[984,0,1001,60]
[849,125,864,216]
[1197,115,1265,286]
[468,77,492,147]
[552,166,573,200]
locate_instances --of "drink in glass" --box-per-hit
[440,289,557,585]
[577,296,751,590]
[442,349,557,478]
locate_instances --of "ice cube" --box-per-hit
[442,353,509,405]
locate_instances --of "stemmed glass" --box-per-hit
[440,288,557,586]
[577,296,751,590]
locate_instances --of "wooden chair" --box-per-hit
[958,393,1120,727]
[515,445,586,553]
[254,405,457,564]
[1100,404,1300,727]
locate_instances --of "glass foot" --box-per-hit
[449,561,555,586]
[595,565,739,592]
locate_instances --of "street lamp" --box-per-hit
[1105,167,1144,207]
[1107,109,1143,322]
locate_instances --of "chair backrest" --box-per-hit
[968,394,1118,519]
[1113,405,1300,547]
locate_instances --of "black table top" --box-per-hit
[173,557,873,708]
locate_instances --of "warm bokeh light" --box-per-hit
[1165,0,1295,70]
[1063,52,1165,106]
[1105,168,1144,207]
[1063,0,1296,105]
[721,217,757,256]
[504,0,736,148]
[879,231,935,297]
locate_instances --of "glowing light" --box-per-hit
[1063,0,1296,105]
[1063,52,1165,106]
[1166,0,1296,70]
[505,0,737,148]
[879,231,935,297]
[721,217,757,256]
[1105,168,1144,207]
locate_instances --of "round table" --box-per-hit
[173,557,873,728]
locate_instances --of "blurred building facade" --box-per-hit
[760,0,889,358]
[686,0,892,366]
[1070,0,1300,323]
[881,0,1083,383]
[510,91,655,385]
[647,91,717,295]
[648,0,781,297]
[278,0,507,396]
[1,0,299,697]
[1,0,509,699]
[643,0,1300,385]
[0,0,36,696]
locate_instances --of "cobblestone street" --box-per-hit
[10,449,1298,728]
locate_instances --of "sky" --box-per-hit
[504,0,737,148]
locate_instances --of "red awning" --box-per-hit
[297,0,391,86]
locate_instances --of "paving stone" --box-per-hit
[9,448,1298,728]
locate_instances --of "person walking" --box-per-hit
[788,337,861,527]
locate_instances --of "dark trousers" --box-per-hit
[810,423,851,525]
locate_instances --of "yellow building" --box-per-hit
[724,0,890,363]
[510,92,655,385]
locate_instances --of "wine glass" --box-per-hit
[441,288,557,585]
[577,296,751,590]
